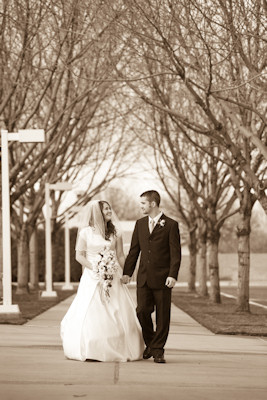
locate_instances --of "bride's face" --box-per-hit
[101,202,112,222]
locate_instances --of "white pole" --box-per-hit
[41,183,57,298]
[62,213,73,290]
[0,130,20,313]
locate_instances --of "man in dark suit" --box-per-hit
[122,190,181,363]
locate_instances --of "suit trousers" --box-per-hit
[136,283,171,356]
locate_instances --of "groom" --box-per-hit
[122,190,181,364]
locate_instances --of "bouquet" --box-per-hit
[93,247,119,302]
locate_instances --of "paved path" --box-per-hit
[0,287,267,400]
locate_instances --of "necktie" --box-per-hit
[149,219,155,233]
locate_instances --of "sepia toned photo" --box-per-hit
[0,1,266,399]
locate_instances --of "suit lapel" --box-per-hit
[150,213,166,236]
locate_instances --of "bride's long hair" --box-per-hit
[75,200,120,251]
[99,201,117,240]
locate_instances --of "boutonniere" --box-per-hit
[158,219,166,227]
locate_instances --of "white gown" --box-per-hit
[60,227,144,362]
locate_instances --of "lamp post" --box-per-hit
[0,129,45,315]
[41,182,72,298]
[62,212,74,290]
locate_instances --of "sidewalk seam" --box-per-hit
[114,361,120,384]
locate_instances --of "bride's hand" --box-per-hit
[121,275,131,284]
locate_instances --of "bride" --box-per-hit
[60,200,144,362]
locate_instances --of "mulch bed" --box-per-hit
[172,287,267,336]
[0,287,76,325]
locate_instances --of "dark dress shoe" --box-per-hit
[143,346,152,359]
[154,355,166,364]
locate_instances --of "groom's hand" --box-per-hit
[165,277,176,288]
[121,275,131,284]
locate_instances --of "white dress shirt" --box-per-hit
[149,211,163,233]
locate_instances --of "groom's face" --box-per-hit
[140,197,152,215]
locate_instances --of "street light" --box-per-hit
[0,129,45,315]
[62,212,74,291]
[41,182,72,298]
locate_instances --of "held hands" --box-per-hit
[165,277,176,288]
[121,275,131,284]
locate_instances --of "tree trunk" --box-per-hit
[236,213,251,312]
[16,224,29,294]
[29,227,39,290]
[198,224,208,296]
[0,190,2,300]
[208,234,221,303]
[188,226,197,292]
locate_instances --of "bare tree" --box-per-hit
[126,101,238,302]
[109,0,266,308]
[0,0,132,294]
[112,0,267,211]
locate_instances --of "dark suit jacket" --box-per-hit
[123,214,181,289]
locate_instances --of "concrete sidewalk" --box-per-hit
[0,287,267,400]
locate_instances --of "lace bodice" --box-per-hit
[76,226,116,263]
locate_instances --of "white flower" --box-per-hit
[159,219,166,227]
[93,247,119,302]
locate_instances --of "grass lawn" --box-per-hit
[0,286,76,325]
[172,287,267,336]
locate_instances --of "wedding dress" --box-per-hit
[60,226,144,362]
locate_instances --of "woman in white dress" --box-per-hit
[60,200,144,362]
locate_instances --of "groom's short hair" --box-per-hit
[141,190,161,206]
